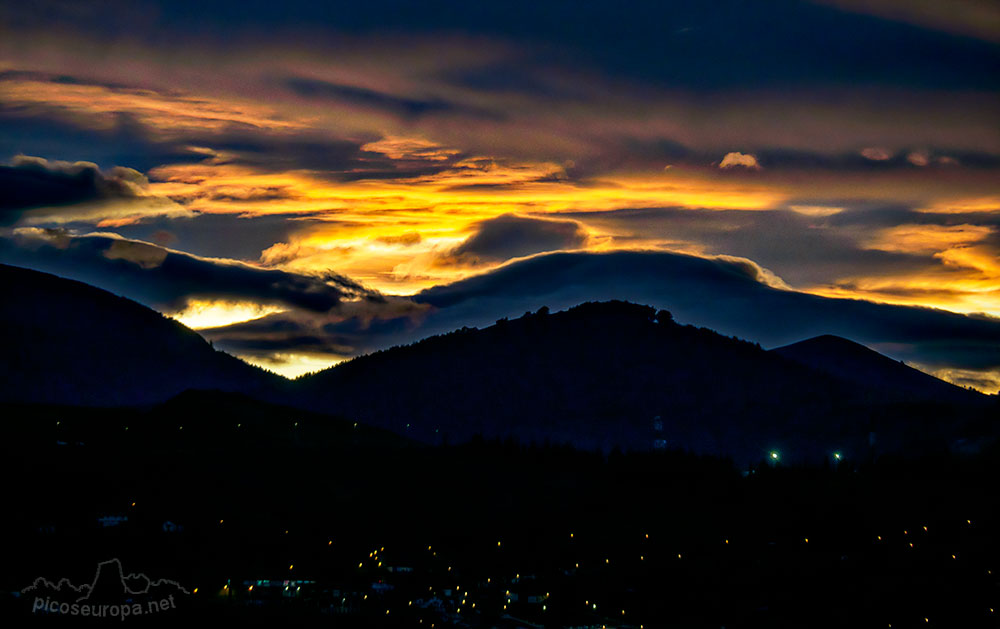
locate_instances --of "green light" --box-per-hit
[769,451,779,461]
[833,452,842,460]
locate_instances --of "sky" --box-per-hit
[1,0,998,389]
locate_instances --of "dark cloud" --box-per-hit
[814,0,1000,43]
[0,106,216,173]
[0,104,451,189]
[753,147,1000,171]
[200,299,428,359]
[440,214,589,266]
[0,155,147,225]
[556,205,998,289]
[0,230,377,313]
[413,250,1000,373]
[285,77,500,121]
[94,213,324,261]
[11,0,996,90]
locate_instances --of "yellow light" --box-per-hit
[193,588,198,594]
[169,299,285,330]
[289,564,293,570]
[248,585,253,591]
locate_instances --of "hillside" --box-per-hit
[771,334,983,405]
[0,263,282,406]
[296,301,990,462]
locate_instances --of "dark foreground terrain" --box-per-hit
[2,265,998,627]
[2,393,998,628]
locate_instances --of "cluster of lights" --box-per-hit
[193,512,991,625]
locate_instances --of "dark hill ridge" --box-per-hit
[0,263,281,406]
[2,265,990,463]
[771,334,982,405]
[296,301,989,463]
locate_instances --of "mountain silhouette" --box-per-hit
[0,263,281,406]
[3,265,992,463]
[295,301,991,463]
[771,334,982,405]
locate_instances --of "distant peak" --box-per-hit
[776,335,874,354]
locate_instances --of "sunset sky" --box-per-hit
[1,1,998,388]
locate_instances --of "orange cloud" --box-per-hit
[863,224,993,254]
[0,79,307,138]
